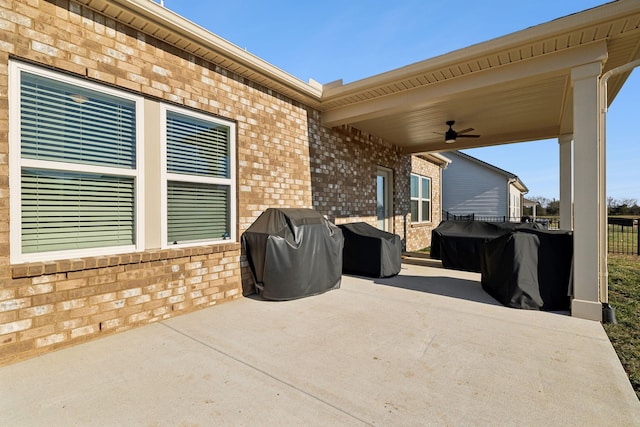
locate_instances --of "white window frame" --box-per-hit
[8,61,145,264]
[159,104,236,249]
[410,173,432,223]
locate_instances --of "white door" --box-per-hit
[376,167,392,231]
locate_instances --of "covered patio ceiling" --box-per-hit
[320,0,640,154]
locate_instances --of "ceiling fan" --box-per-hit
[438,120,480,143]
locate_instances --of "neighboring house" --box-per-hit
[442,151,528,221]
[0,0,446,365]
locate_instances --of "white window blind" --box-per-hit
[167,182,229,243]
[410,175,419,221]
[21,170,135,253]
[410,174,431,223]
[165,109,233,245]
[21,72,136,168]
[17,69,137,256]
[167,111,229,177]
[421,177,431,222]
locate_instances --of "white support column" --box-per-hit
[558,134,574,230]
[571,62,604,321]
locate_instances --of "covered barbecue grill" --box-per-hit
[338,222,401,278]
[242,208,344,300]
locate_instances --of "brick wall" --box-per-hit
[405,156,443,252]
[0,0,314,365]
[310,124,404,224]
[308,124,442,252]
[0,0,444,365]
[1,244,240,364]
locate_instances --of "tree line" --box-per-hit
[526,196,640,216]
[607,197,640,215]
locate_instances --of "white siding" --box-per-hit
[442,152,507,217]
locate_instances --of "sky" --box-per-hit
[159,0,638,202]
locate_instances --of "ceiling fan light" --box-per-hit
[445,129,456,143]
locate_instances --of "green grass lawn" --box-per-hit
[604,254,640,399]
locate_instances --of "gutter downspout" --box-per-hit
[599,59,640,322]
[440,161,448,224]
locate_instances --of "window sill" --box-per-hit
[11,242,241,280]
[410,222,434,228]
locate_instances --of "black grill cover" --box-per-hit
[431,221,543,272]
[481,229,573,311]
[242,208,344,300]
[338,222,401,278]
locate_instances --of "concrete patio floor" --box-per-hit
[2,262,639,426]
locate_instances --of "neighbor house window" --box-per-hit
[410,174,431,223]
[510,193,521,220]
[162,106,236,247]
[9,61,143,263]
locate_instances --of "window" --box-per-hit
[162,106,236,247]
[510,193,521,220]
[410,174,431,223]
[10,61,143,263]
[10,62,237,263]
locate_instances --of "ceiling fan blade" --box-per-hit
[440,121,479,142]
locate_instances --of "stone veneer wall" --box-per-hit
[310,124,422,252]
[405,156,443,252]
[310,125,407,224]
[0,0,440,365]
